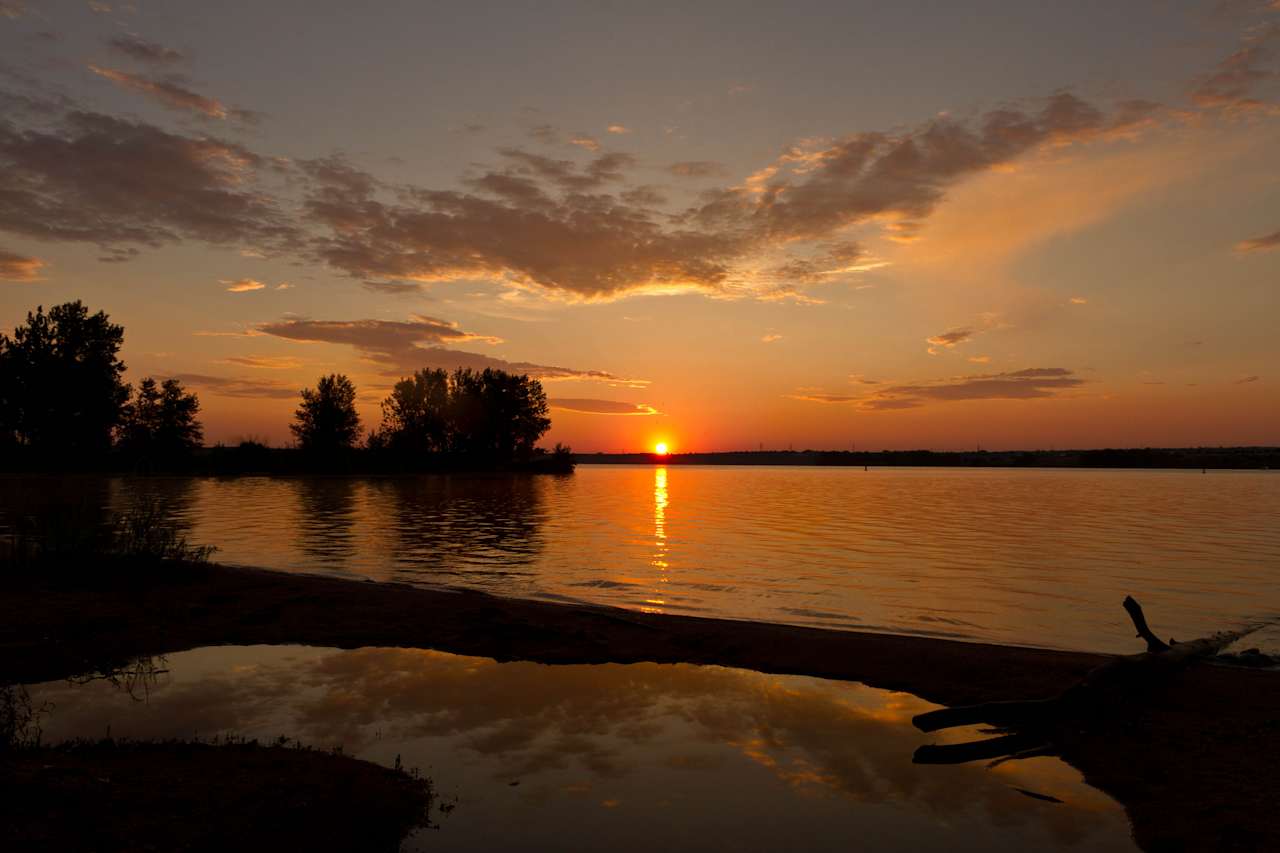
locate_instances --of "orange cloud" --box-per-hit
[0,247,46,281]
[222,278,266,292]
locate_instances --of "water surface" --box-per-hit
[24,645,1138,852]
[4,466,1277,653]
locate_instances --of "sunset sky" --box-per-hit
[1,0,1277,451]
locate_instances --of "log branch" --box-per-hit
[1123,595,1170,652]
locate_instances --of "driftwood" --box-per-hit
[912,596,1264,764]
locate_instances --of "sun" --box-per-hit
[654,442,669,456]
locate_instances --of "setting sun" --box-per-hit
[654,442,669,456]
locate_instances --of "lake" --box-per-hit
[23,644,1138,852]
[3,466,1278,654]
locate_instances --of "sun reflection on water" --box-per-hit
[642,466,670,613]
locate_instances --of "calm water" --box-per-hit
[24,645,1138,852]
[3,466,1278,654]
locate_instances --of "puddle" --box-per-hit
[24,645,1137,851]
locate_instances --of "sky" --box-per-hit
[1,0,1277,451]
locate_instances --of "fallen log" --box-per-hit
[912,597,1264,761]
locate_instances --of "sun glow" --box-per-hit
[654,442,669,455]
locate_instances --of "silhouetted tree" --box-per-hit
[370,367,551,464]
[291,374,361,453]
[117,377,204,460]
[370,369,450,454]
[0,301,129,454]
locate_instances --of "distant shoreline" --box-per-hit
[576,446,1280,469]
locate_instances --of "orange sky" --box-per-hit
[1,1,1277,450]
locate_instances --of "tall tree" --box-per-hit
[118,377,204,459]
[291,374,361,452]
[372,368,450,454]
[0,301,129,453]
[446,368,550,460]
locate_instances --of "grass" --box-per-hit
[2,495,215,578]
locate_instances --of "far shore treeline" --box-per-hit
[0,301,573,474]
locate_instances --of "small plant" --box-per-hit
[1,685,49,751]
[1,495,215,576]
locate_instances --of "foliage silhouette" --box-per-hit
[291,373,361,453]
[369,367,551,464]
[117,377,204,463]
[0,301,129,455]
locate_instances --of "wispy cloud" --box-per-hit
[256,315,644,386]
[1235,228,1280,252]
[215,355,303,369]
[222,278,266,292]
[1235,374,1261,384]
[88,65,251,121]
[793,368,1086,410]
[550,398,659,415]
[172,373,298,399]
[108,34,183,64]
[0,247,46,281]
[761,333,783,343]
[606,124,631,135]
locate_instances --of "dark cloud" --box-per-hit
[667,160,728,178]
[550,398,659,415]
[0,110,297,252]
[0,247,45,281]
[688,93,1162,244]
[874,368,1085,408]
[171,373,298,399]
[257,316,644,386]
[88,65,257,122]
[1235,228,1280,252]
[1235,374,1261,383]
[108,35,184,64]
[258,316,501,349]
[794,368,1085,410]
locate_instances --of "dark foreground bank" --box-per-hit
[3,562,1277,852]
[1,739,434,852]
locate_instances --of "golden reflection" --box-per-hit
[642,466,670,614]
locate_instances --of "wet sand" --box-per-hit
[3,561,1277,852]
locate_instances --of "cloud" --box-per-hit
[606,124,631,135]
[1070,296,1088,304]
[275,282,293,290]
[761,333,782,343]
[171,373,298,399]
[967,355,991,364]
[1,1,27,19]
[222,278,266,292]
[1234,228,1280,252]
[0,247,46,281]
[568,133,601,152]
[528,124,560,145]
[0,110,297,253]
[793,368,1085,410]
[666,161,728,178]
[870,368,1085,409]
[257,315,643,385]
[215,355,303,369]
[926,327,976,349]
[1188,22,1280,112]
[108,35,184,64]
[88,65,257,123]
[789,392,861,403]
[1235,374,1261,383]
[549,398,659,415]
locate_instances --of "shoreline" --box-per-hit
[4,561,1278,851]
